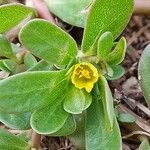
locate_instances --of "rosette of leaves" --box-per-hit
[0,0,133,149]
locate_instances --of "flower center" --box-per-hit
[71,62,99,92]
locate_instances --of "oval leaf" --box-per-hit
[105,65,125,80]
[2,59,17,73]
[0,129,29,149]
[85,98,122,150]
[97,32,113,60]
[19,19,78,65]
[24,52,37,69]
[0,145,27,150]
[0,34,16,59]
[0,112,31,130]
[28,60,53,71]
[44,0,91,27]
[48,115,76,136]
[105,37,126,65]
[82,0,133,54]
[0,70,67,113]
[30,101,68,134]
[118,113,136,123]
[98,75,114,130]
[138,44,150,107]
[0,3,35,33]
[64,84,92,114]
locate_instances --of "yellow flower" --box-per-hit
[71,62,99,93]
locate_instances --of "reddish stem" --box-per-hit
[32,0,56,24]
[134,0,150,15]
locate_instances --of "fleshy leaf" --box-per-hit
[85,97,122,150]
[105,37,126,65]
[105,65,125,80]
[19,19,78,65]
[64,84,92,114]
[97,32,113,60]
[28,60,53,71]
[138,44,150,107]
[24,52,37,69]
[98,75,114,130]
[0,34,16,59]
[139,136,150,150]
[0,129,29,149]
[30,100,68,134]
[48,115,76,136]
[0,70,67,113]
[69,115,86,150]
[0,112,31,130]
[0,3,35,33]
[44,0,91,27]
[0,60,10,72]
[0,145,27,150]
[2,59,17,73]
[82,0,133,54]
[117,113,136,123]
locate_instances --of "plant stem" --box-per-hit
[32,0,56,24]
[134,0,150,15]
[31,130,41,149]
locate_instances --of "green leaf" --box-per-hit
[0,70,67,113]
[49,115,76,136]
[30,100,68,134]
[98,75,114,130]
[117,113,136,123]
[19,19,78,65]
[85,98,122,150]
[139,136,150,150]
[82,0,133,54]
[24,52,37,69]
[0,145,27,150]
[2,59,17,73]
[105,65,125,80]
[105,37,126,65]
[0,3,35,33]
[0,129,29,149]
[0,112,31,129]
[69,114,86,149]
[44,0,91,27]
[0,34,16,59]
[64,84,92,114]
[138,44,150,107]
[0,60,10,72]
[97,32,113,60]
[28,60,53,71]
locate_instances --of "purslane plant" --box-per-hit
[0,0,133,149]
